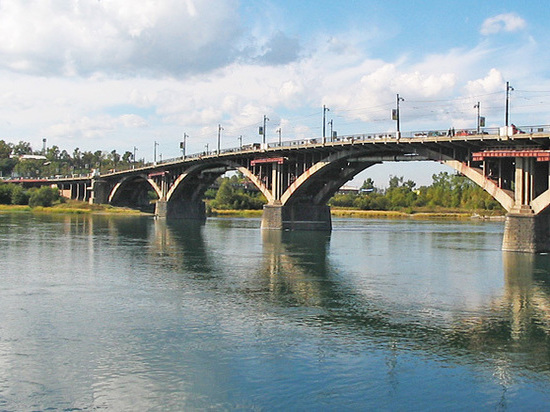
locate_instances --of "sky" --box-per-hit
[1,0,550,187]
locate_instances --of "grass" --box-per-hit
[0,199,144,215]
[0,200,504,220]
[330,207,504,220]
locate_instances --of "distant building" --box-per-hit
[10,154,48,161]
[337,185,359,194]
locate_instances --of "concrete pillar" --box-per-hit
[261,204,332,231]
[89,179,109,204]
[503,213,550,253]
[155,198,206,221]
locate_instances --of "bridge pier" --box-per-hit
[261,204,332,231]
[155,199,206,221]
[89,179,109,204]
[503,213,550,253]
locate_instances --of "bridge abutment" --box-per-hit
[89,179,109,204]
[503,212,550,253]
[261,204,332,231]
[155,199,206,221]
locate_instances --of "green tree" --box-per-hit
[11,185,29,205]
[28,186,60,207]
[0,140,12,158]
[0,183,13,204]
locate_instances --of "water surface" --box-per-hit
[1,213,550,410]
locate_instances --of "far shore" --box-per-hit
[0,203,506,221]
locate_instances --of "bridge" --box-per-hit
[22,124,550,253]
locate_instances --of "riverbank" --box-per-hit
[208,207,505,220]
[0,203,505,220]
[0,200,144,215]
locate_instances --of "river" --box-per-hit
[1,213,550,410]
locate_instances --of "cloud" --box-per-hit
[0,0,243,77]
[481,13,526,36]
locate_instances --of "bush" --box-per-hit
[0,184,13,204]
[28,186,60,207]
[11,185,30,205]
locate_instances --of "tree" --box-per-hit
[0,140,12,158]
[12,141,32,155]
[28,186,60,207]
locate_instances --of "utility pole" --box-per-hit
[217,124,223,155]
[262,115,269,145]
[474,102,480,134]
[322,105,330,144]
[181,133,188,159]
[395,94,404,139]
[505,81,514,127]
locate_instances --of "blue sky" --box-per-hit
[0,0,549,186]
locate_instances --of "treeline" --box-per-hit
[0,139,142,178]
[205,174,266,210]
[0,184,61,207]
[329,173,502,212]
[205,171,502,213]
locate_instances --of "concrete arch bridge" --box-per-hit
[50,126,550,253]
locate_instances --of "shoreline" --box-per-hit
[0,204,505,221]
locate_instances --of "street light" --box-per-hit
[238,135,242,149]
[133,146,137,169]
[474,102,480,134]
[328,119,334,142]
[505,81,514,127]
[322,105,330,144]
[394,94,404,139]
[217,124,223,155]
[276,127,282,145]
[181,133,188,159]
[261,115,269,145]
[154,141,159,164]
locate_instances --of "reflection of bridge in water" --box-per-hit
[31,126,550,252]
[145,218,550,394]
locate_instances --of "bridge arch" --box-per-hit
[109,174,161,209]
[280,151,377,206]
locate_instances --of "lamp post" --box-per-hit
[217,124,223,155]
[154,141,159,165]
[322,105,330,144]
[181,133,188,159]
[474,102,480,134]
[276,127,281,145]
[505,81,514,127]
[328,119,334,142]
[238,135,242,149]
[133,146,137,169]
[395,94,404,139]
[262,115,269,145]
[205,143,209,155]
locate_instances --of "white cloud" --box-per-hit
[0,0,243,77]
[464,68,504,96]
[481,13,527,36]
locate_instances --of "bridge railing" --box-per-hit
[128,124,550,168]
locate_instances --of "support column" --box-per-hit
[261,204,332,231]
[155,198,206,221]
[503,213,550,253]
[89,179,109,204]
[504,157,550,252]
